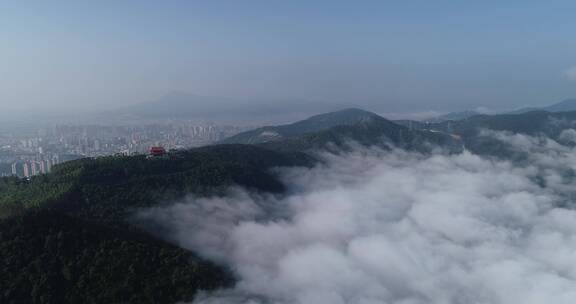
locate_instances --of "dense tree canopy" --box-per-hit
[0,144,312,303]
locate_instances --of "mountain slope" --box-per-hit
[543,99,576,112]
[0,145,312,222]
[429,110,576,138]
[0,144,313,303]
[511,99,576,114]
[220,108,385,144]
[0,210,231,304]
[427,99,576,123]
[222,108,463,153]
[401,110,576,158]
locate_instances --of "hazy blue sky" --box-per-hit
[2,1,576,114]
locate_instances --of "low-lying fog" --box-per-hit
[139,131,576,304]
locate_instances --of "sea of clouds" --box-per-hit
[138,131,576,304]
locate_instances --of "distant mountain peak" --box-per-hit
[545,98,576,112]
[330,107,378,114]
[220,108,462,154]
[299,108,381,123]
[510,98,576,114]
[220,108,391,145]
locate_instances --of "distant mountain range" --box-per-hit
[512,98,576,114]
[397,109,576,159]
[109,92,351,124]
[105,93,576,129]
[431,99,576,122]
[221,108,463,153]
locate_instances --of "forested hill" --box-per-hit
[0,144,312,304]
[0,109,464,303]
[397,109,576,140]
[222,108,463,153]
[221,108,386,144]
[430,110,576,138]
[396,110,576,158]
[0,144,312,223]
[0,210,232,304]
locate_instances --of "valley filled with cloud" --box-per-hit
[138,131,576,304]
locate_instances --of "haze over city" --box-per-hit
[2,1,576,118]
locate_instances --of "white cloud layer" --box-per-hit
[139,134,576,304]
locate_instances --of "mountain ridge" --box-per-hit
[432,99,576,122]
[220,108,387,144]
[221,108,463,153]
[107,92,351,124]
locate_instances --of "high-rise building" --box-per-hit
[46,159,52,173]
[31,162,38,176]
[23,163,30,178]
[39,161,46,174]
[11,163,17,176]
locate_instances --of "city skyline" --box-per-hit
[0,121,249,177]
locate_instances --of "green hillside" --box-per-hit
[0,210,232,304]
[0,144,312,303]
[221,108,387,144]
[397,110,576,158]
[223,108,462,153]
